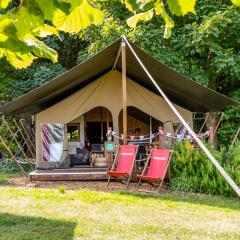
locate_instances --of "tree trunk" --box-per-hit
[206,75,218,149]
[206,112,218,149]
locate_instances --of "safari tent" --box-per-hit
[0,37,238,185]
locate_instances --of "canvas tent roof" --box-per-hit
[0,37,238,116]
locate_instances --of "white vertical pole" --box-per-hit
[150,116,152,143]
[123,36,240,198]
[122,39,127,145]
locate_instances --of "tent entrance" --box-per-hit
[118,106,162,139]
[86,122,113,144]
[67,107,113,168]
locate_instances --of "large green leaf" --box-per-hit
[34,0,67,23]
[23,34,58,63]
[53,0,104,33]
[0,6,58,68]
[155,1,174,38]
[10,6,43,37]
[0,37,37,68]
[32,24,59,38]
[0,0,11,9]
[122,0,140,13]
[0,0,104,68]
[0,16,14,34]
[166,0,196,16]
[5,50,37,68]
[231,0,240,5]
[127,9,154,28]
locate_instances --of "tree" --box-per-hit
[0,0,103,68]
[78,0,240,147]
[1,0,239,69]
[123,0,240,38]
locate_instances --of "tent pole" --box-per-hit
[150,116,152,143]
[112,44,122,70]
[101,107,103,143]
[123,36,240,198]
[121,38,127,144]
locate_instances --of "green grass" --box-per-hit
[0,187,239,240]
[0,173,18,184]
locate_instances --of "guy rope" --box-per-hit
[122,36,240,198]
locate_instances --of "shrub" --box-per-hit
[0,158,33,174]
[170,141,240,197]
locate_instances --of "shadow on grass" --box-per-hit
[0,213,77,240]
[118,190,240,210]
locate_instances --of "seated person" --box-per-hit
[69,143,90,166]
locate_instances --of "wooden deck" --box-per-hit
[29,167,108,181]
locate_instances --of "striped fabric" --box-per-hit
[41,123,64,162]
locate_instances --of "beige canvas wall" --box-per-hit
[35,70,192,163]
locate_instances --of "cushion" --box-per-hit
[69,145,77,155]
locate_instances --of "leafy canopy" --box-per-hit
[0,0,103,68]
[122,0,240,38]
[0,0,239,68]
[122,0,197,38]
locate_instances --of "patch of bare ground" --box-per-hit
[4,175,168,193]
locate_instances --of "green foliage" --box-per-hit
[44,33,88,69]
[0,0,12,9]
[231,0,240,5]
[0,174,8,184]
[167,0,196,16]
[218,90,240,147]
[77,1,130,63]
[0,173,18,184]
[123,0,197,38]
[58,186,65,194]
[0,61,66,101]
[0,71,16,103]
[0,0,104,68]
[0,0,239,68]
[171,141,240,197]
[0,159,32,173]
[0,160,20,173]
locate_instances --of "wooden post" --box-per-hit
[101,108,103,143]
[2,118,33,170]
[30,127,35,143]
[121,39,127,144]
[230,127,240,147]
[213,112,224,136]
[149,116,152,143]
[106,111,109,130]
[14,119,35,158]
[198,114,208,134]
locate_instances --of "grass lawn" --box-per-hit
[0,173,19,184]
[0,187,239,240]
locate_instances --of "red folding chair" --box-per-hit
[107,145,138,189]
[136,148,173,193]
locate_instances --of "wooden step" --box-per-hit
[29,168,107,181]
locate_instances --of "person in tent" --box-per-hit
[106,127,114,142]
